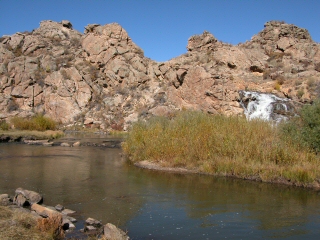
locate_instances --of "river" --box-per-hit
[0,138,320,239]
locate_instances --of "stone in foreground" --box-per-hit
[104,223,129,240]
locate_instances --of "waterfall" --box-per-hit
[239,91,296,122]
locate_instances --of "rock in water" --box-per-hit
[14,188,43,205]
[85,217,102,228]
[104,223,129,240]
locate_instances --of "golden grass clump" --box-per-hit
[11,114,57,131]
[0,206,55,240]
[122,110,320,187]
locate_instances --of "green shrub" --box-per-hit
[282,100,320,153]
[11,114,57,131]
[297,88,304,98]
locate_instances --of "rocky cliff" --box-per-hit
[1,20,320,130]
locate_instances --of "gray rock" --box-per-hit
[86,217,102,227]
[61,208,76,215]
[0,194,12,206]
[61,142,71,147]
[73,141,81,147]
[66,216,77,223]
[55,204,64,211]
[85,225,97,232]
[14,188,43,205]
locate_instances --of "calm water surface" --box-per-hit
[0,142,320,239]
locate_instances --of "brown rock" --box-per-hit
[31,203,61,218]
[104,223,129,240]
[15,187,43,205]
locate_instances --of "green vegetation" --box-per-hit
[0,206,56,240]
[281,100,320,153]
[11,114,57,131]
[122,110,319,187]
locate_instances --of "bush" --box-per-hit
[297,88,304,99]
[282,100,320,153]
[11,114,57,131]
[274,82,281,91]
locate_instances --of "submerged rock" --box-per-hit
[61,208,76,215]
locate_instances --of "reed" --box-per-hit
[122,111,319,187]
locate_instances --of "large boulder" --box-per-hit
[104,223,129,240]
[14,188,43,206]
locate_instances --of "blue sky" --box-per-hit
[1,0,319,62]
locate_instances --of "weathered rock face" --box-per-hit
[1,20,320,130]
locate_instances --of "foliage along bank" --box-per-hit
[122,109,320,188]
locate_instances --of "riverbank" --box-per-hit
[0,130,124,149]
[0,189,129,240]
[0,130,64,142]
[123,111,320,190]
[134,160,320,189]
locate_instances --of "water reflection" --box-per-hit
[0,143,320,239]
[125,170,320,239]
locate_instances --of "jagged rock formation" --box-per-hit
[1,20,320,130]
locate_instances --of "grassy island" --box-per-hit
[0,115,63,141]
[123,110,320,188]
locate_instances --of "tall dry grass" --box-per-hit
[122,111,319,187]
[0,206,55,240]
[11,114,57,131]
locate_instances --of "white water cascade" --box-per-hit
[239,91,296,122]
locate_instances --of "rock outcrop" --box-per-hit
[1,188,130,239]
[1,20,320,130]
